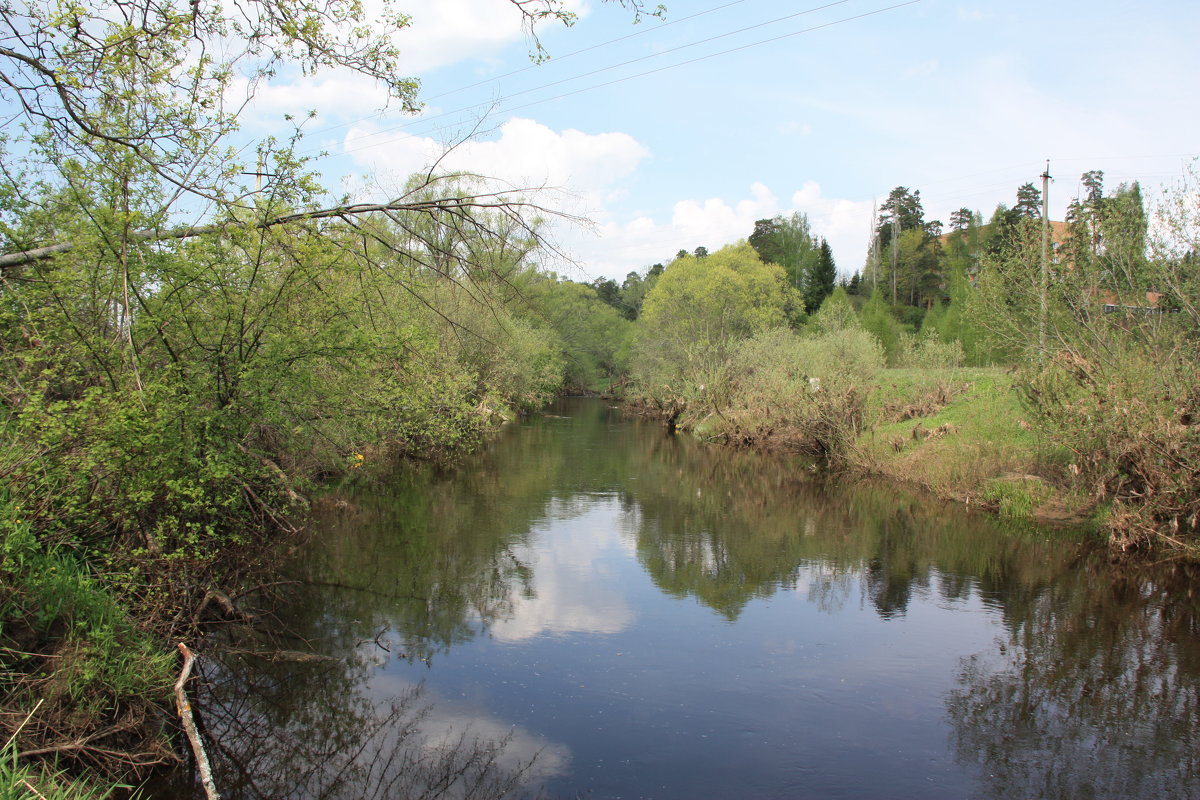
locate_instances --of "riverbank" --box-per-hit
[0,404,522,798]
[849,368,1096,529]
[626,367,1125,546]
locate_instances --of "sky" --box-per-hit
[240,0,1200,282]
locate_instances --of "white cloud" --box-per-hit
[369,675,572,783]
[229,0,594,127]
[789,182,876,274]
[341,115,649,217]
[557,182,779,279]
[417,707,571,780]
[562,181,874,281]
[231,68,395,129]
[392,0,530,74]
[371,0,591,75]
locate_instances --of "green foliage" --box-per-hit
[808,286,860,335]
[676,326,882,459]
[968,164,1200,549]
[631,243,797,393]
[876,186,926,249]
[1,739,122,799]
[803,238,837,314]
[0,0,659,785]
[747,213,820,296]
[859,287,905,365]
[1020,341,1200,550]
[1,493,173,769]
[983,477,1049,520]
[5,384,258,555]
[897,330,965,369]
[0,56,586,788]
[521,276,631,392]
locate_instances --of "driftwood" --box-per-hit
[175,643,220,800]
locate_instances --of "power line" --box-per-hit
[330,0,921,160]
[302,0,758,141]
[308,0,859,156]
[422,0,755,103]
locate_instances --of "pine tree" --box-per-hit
[803,238,838,313]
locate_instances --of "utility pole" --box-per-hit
[241,155,277,201]
[1040,160,1052,356]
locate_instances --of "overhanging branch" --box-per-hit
[0,193,581,270]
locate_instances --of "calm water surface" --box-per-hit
[193,398,1200,799]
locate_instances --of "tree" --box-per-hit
[967,163,1200,547]
[747,212,820,293]
[618,265,664,320]
[748,217,785,265]
[0,0,660,776]
[803,238,837,314]
[524,277,632,391]
[809,286,860,334]
[870,187,939,305]
[1063,172,1150,297]
[859,287,904,365]
[847,271,862,295]
[592,277,626,313]
[0,0,652,267]
[949,207,974,232]
[1015,182,1043,219]
[876,187,926,250]
[632,243,797,388]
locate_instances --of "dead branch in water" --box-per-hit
[175,643,220,800]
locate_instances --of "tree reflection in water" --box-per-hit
[181,646,553,800]
[948,560,1200,800]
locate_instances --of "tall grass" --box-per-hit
[0,494,172,782]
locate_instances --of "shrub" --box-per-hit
[897,331,966,369]
[1,494,173,778]
[1021,341,1200,550]
[687,327,883,459]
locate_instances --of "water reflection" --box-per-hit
[487,498,636,642]
[948,560,1200,800]
[188,646,554,799]
[181,399,1200,799]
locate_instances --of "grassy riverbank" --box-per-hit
[625,361,1109,543]
[852,368,1095,527]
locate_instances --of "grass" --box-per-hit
[1,704,127,800]
[1,495,173,787]
[854,368,1092,524]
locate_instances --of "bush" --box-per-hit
[1,494,173,778]
[684,327,883,459]
[1021,341,1200,550]
[897,331,966,369]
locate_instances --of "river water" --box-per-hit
[188,398,1200,799]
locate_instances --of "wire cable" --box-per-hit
[331,0,919,160]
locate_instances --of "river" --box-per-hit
[178,398,1200,799]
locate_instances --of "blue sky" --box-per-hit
[243,0,1200,281]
